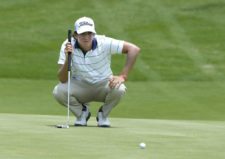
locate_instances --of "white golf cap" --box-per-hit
[74,17,96,34]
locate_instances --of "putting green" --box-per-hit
[0,113,225,159]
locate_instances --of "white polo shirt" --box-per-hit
[58,35,124,83]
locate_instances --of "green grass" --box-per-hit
[0,113,225,159]
[0,0,225,81]
[1,78,225,121]
[1,0,225,158]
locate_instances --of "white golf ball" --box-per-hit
[139,142,146,149]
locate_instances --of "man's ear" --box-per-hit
[73,32,78,39]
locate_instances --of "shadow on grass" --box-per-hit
[47,124,120,128]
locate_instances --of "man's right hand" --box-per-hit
[64,42,73,55]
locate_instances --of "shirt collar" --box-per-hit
[74,38,98,50]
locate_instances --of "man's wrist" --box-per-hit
[119,74,127,81]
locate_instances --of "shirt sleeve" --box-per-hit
[104,36,124,55]
[57,40,67,64]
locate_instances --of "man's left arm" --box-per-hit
[109,41,140,88]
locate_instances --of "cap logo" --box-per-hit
[79,21,93,27]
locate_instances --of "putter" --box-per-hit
[56,29,72,129]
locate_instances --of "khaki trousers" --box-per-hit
[53,79,126,118]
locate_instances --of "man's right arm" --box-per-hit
[57,42,72,83]
[57,63,68,83]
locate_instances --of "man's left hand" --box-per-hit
[109,76,125,89]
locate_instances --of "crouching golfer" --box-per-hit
[53,17,140,127]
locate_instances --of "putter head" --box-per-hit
[56,124,69,129]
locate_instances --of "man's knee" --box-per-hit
[112,84,126,96]
[53,83,67,103]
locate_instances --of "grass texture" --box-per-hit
[0,114,225,159]
[0,0,225,81]
[0,78,225,121]
[0,1,225,158]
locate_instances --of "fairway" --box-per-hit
[1,78,225,120]
[0,113,225,159]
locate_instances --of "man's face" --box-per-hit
[76,32,94,50]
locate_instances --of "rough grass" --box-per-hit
[0,0,225,81]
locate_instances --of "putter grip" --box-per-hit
[67,29,72,71]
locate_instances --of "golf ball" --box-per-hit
[139,142,146,149]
